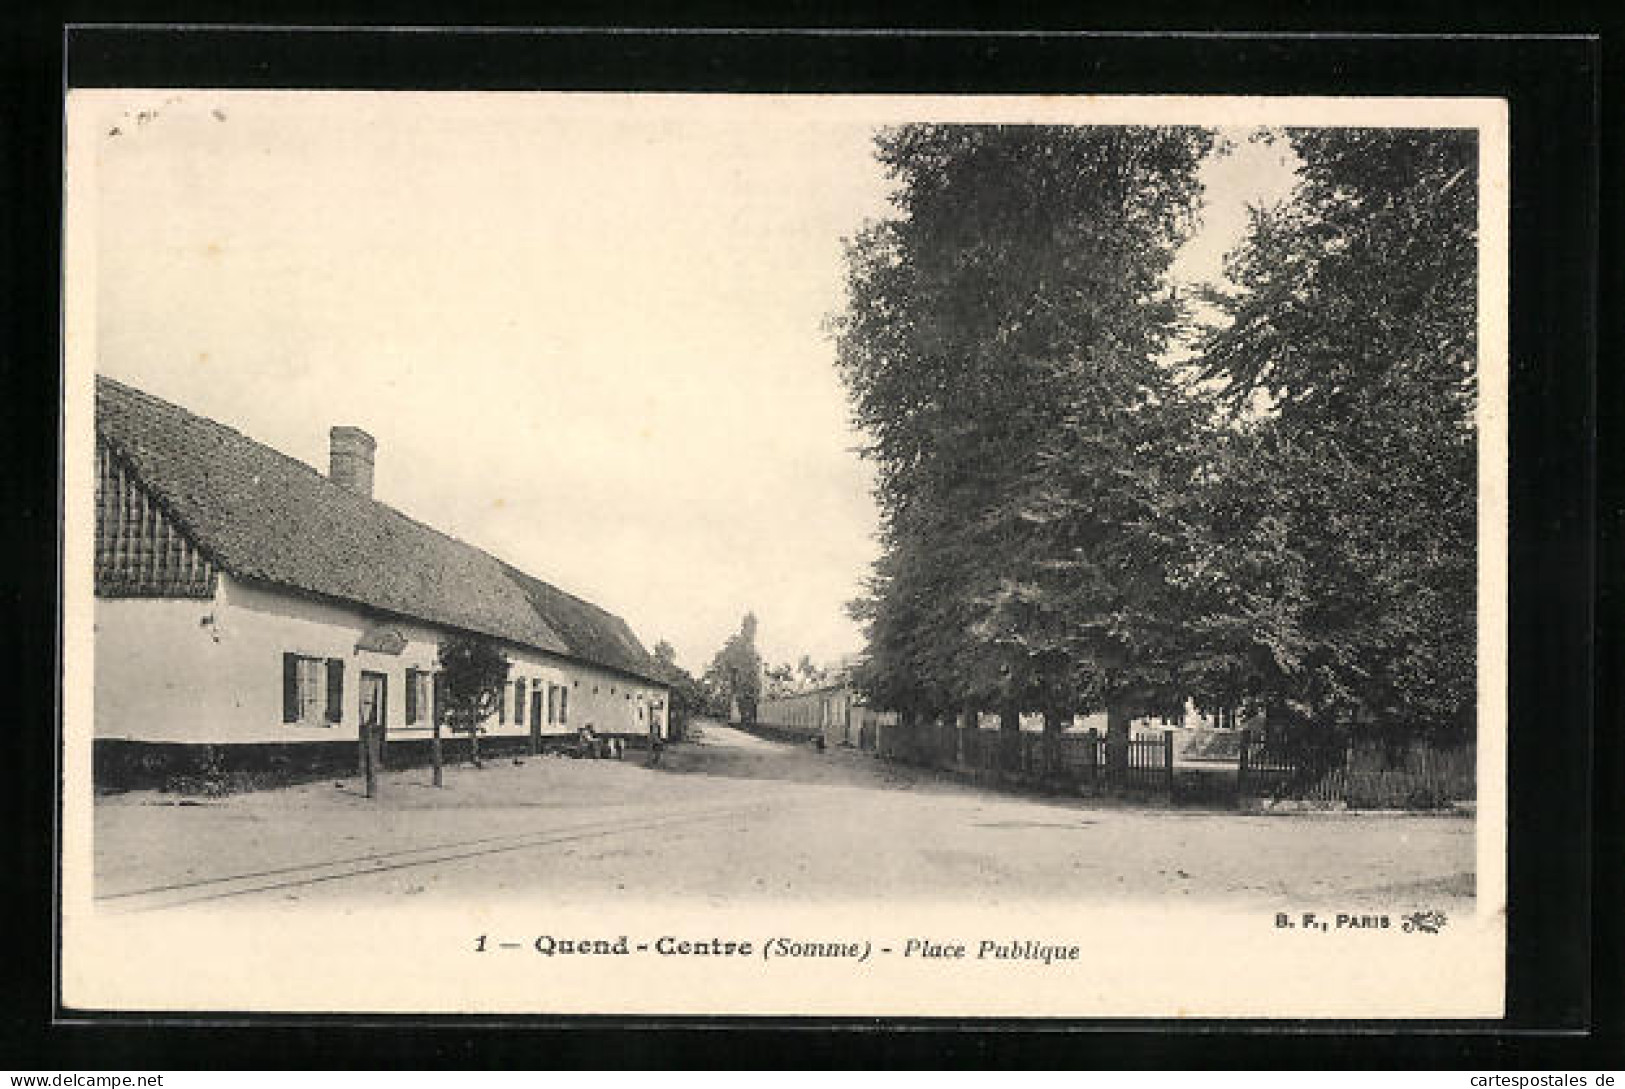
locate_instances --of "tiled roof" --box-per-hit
[497,563,665,686]
[95,375,666,685]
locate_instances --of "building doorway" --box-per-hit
[529,687,543,753]
[360,670,388,776]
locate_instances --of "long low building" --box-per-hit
[93,375,670,788]
[754,682,896,751]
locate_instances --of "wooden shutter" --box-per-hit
[497,682,506,725]
[325,659,345,723]
[282,653,300,723]
[405,668,419,724]
[560,685,569,725]
[515,679,526,726]
[433,672,445,725]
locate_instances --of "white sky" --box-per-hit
[76,91,1297,674]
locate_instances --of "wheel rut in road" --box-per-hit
[95,802,766,914]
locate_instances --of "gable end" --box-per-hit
[96,438,218,599]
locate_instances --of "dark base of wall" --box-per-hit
[95,733,656,794]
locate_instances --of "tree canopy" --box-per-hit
[836,123,1478,750]
[437,634,511,730]
[652,640,715,723]
[1193,128,1478,738]
[437,633,511,768]
[703,612,764,724]
[835,124,1215,734]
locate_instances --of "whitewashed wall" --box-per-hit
[95,573,669,744]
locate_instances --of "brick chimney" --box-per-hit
[329,426,376,499]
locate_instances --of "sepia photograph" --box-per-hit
[59,89,1508,1019]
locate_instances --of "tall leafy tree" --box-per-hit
[1168,424,1314,727]
[652,639,713,736]
[1196,129,1477,741]
[437,633,511,774]
[835,124,1214,767]
[994,380,1213,766]
[704,612,764,725]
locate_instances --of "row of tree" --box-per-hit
[652,635,728,731]
[833,125,1477,770]
[657,612,835,727]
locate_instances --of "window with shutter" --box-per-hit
[297,659,323,722]
[283,653,300,723]
[497,681,507,725]
[405,668,419,724]
[559,685,569,725]
[283,653,333,725]
[325,659,344,723]
[515,679,526,726]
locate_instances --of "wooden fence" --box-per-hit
[1241,733,1475,808]
[877,718,1474,809]
[878,719,1177,797]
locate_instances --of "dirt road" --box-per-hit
[93,721,1474,912]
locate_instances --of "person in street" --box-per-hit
[576,723,599,758]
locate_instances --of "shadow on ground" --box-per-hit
[654,724,1234,817]
[654,732,941,793]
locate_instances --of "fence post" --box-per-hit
[1164,728,1175,799]
[1343,734,1357,807]
[1237,729,1251,799]
[362,722,381,799]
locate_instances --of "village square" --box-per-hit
[94,722,1474,914]
[78,94,1485,922]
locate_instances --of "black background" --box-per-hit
[0,9,1614,1071]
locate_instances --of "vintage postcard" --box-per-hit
[59,90,1507,1018]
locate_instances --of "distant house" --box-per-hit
[93,376,670,787]
[966,704,1252,736]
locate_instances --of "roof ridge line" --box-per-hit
[492,554,625,624]
[98,373,355,499]
[99,374,542,579]
[95,373,664,685]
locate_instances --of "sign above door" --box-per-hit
[355,626,407,655]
